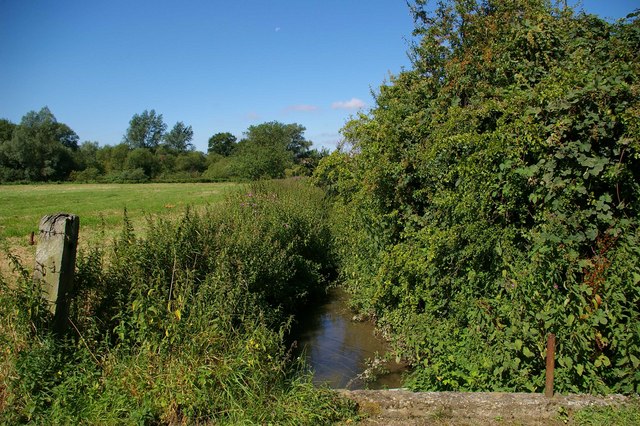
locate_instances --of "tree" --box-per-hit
[175,151,207,174]
[97,143,130,173]
[0,107,78,181]
[123,109,167,150]
[0,119,16,143]
[244,121,311,160]
[126,148,161,178]
[163,121,194,152]
[207,132,237,156]
[230,121,312,180]
[74,141,103,172]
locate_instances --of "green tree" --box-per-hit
[175,151,207,174]
[74,141,102,171]
[207,132,237,156]
[126,148,161,178]
[97,143,130,173]
[123,109,167,150]
[244,121,311,161]
[0,118,16,142]
[0,107,78,181]
[163,121,194,152]
[231,121,309,180]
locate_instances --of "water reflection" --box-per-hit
[293,288,406,389]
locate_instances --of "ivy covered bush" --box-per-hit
[315,0,640,393]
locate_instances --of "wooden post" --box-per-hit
[34,213,80,333]
[545,333,556,398]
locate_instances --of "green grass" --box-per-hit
[572,400,640,426]
[0,182,240,239]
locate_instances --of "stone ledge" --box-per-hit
[339,389,630,425]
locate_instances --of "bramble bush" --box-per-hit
[315,1,640,394]
[0,179,355,424]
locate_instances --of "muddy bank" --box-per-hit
[339,389,631,425]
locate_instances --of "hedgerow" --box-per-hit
[315,0,640,394]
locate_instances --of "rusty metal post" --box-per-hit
[34,213,80,334]
[545,333,556,398]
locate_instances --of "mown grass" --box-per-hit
[0,182,239,239]
[0,182,240,280]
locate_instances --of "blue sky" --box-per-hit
[1,1,637,152]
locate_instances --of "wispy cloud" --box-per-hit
[286,104,319,112]
[275,27,281,32]
[331,98,365,110]
[245,112,261,120]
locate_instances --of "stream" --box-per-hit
[293,287,407,389]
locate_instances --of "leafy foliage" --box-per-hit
[0,180,355,424]
[206,121,324,181]
[0,107,78,181]
[162,121,194,152]
[315,0,640,394]
[123,109,167,150]
[208,131,237,156]
[0,110,324,182]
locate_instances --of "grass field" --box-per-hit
[0,182,240,277]
[0,182,239,239]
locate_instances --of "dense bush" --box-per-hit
[316,1,640,394]
[0,180,355,424]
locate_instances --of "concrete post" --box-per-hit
[34,213,80,333]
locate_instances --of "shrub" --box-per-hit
[317,1,640,394]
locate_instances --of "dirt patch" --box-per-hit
[340,389,630,425]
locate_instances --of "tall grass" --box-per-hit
[0,179,355,424]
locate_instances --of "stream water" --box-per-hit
[293,288,406,389]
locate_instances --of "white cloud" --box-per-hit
[331,98,365,110]
[275,27,281,32]
[286,104,319,112]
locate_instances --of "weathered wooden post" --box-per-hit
[34,213,80,334]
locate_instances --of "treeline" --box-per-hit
[0,108,326,183]
[315,1,640,394]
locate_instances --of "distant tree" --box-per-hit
[97,143,130,173]
[0,107,78,181]
[0,119,16,142]
[123,109,167,150]
[208,132,237,156]
[75,141,103,172]
[176,151,207,174]
[244,121,311,160]
[126,148,161,178]
[224,121,315,180]
[163,121,194,152]
[154,145,177,175]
